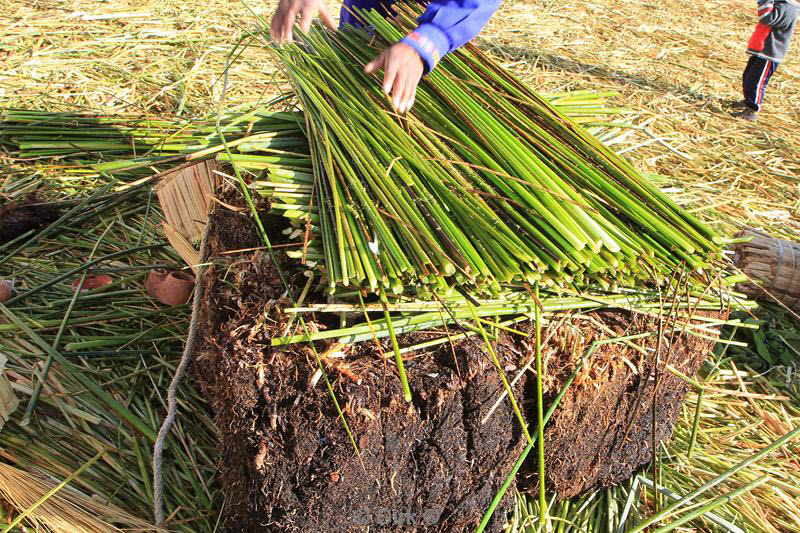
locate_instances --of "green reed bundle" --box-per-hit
[1,108,308,176]
[270,8,722,299]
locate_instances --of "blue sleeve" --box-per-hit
[399,0,502,72]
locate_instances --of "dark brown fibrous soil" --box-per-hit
[0,199,60,245]
[521,309,721,500]
[192,204,722,531]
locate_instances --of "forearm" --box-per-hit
[400,0,502,71]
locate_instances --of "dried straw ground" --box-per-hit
[2,0,800,531]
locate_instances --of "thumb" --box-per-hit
[364,51,386,74]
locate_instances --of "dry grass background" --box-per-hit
[1,0,282,114]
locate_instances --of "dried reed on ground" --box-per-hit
[0,180,221,531]
[482,0,800,243]
[0,353,17,431]
[0,462,152,533]
[157,160,219,271]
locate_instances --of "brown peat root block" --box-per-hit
[527,310,719,500]
[192,208,721,532]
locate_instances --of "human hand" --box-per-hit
[364,43,424,113]
[270,0,335,44]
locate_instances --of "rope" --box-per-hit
[766,235,800,310]
[787,239,800,309]
[769,237,786,292]
[152,225,210,527]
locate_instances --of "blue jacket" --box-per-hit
[340,0,502,72]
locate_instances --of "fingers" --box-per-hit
[364,50,386,75]
[270,5,283,41]
[270,0,300,44]
[392,60,420,113]
[365,45,422,113]
[282,4,300,43]
[382,53,399,95]
[299,4,315,33]
[272,8,298,43]
[397,76,418,113]
[272,0,333,44]
[407,85,417,113]
[392,67,408,110]
[318,3,336,31]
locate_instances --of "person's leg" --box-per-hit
[755,60,778,110]
[742,55,777,111]
[734,55,776,121]
[731,57,757,109]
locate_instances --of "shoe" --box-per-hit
[732,108,758,122]
[730,99,750,110]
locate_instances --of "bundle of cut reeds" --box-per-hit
[156,160,220,271]
[267,6,723,299]
[0,108,308,178]
[734,228,800,310]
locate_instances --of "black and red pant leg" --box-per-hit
[743,55,778,111]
